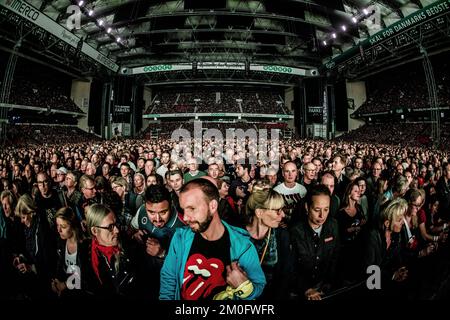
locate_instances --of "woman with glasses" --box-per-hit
[51,207,84,298]
[81,203,136,298]
[245,188,290,300]
[402,188,437,274]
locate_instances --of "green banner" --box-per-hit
[324,0,450,70]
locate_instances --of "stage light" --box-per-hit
[88,9,94,16]
[341,25,346,31]
[332,33,336,39]
[363,8,369,15]
[323,40,327,46]
[98,20,104,26]
[352,17,358,23]
[116,37,121,43]
[78,1,84,6]
[107,27,112,33]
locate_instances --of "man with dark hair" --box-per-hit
[160,179,266,300]
[290,184,340,300]
[229,163,252,202]
[156,150,171,179]
[320,172,340,219]
[131,184,184,299]
[167,170,184,220]
[332,153,350,201]
[35,172,65,229]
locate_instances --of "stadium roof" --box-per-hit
[0,0,444,77]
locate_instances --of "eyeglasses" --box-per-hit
[37,180,50,185]
[95,222,119,232]
[84,186,96,191]
[112,185,122,190]
[264,208,284,214]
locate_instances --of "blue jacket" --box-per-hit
[160,220,266,300]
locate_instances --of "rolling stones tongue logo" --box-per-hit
[181,253,226,300]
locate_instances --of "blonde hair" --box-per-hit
[245,189,285,224]
[110,176,129,190]
[382,198,408,231]
[86,203,113,235]
[15,194,37,217]
[1,190,15,205]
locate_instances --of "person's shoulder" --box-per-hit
[172,225,192,238]
[289,218,308,235]
[295,182,306,191]
[273,183,284,192]
[324,216,339,232]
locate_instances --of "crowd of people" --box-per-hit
[139,121,289,140]
[4,125,101,146]
[339,122,450,150]
[1,129,449,301]
[354,61,450,116]
[144,89,288,115]
[9,78,84,114]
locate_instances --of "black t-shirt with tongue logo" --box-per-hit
[181,228,231,300]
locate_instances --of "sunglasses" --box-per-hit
[95,222,119,232]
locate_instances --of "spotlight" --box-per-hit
[323,40,327,46]
[98,20,104,26]
[332,33,336,39]
[107,27,112,33]
[341,25,347,31]
[352,17,358,23]
[116,37,121,43]
[363,8,369,15]
[78,0,84,6]
[88,9,94,16]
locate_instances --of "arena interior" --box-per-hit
[1,0,450,304]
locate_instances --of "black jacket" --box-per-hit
[79,239,137,299]
[436,176,450,220]
[364,227,404,291]
[290,216,340,298]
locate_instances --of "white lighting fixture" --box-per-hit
[78,0,84,6]
[341,25,347,31]
[98,20,104,26]
[323,40,327,46]
[352,17,358,23]
[332,33,336,39]
[88,9,94,16]
[116,37,121,43]
[363,8,369,15]
[107,27,112,33]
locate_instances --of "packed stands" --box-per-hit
[144,89,288,115]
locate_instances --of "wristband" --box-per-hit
[213,280,254,300]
